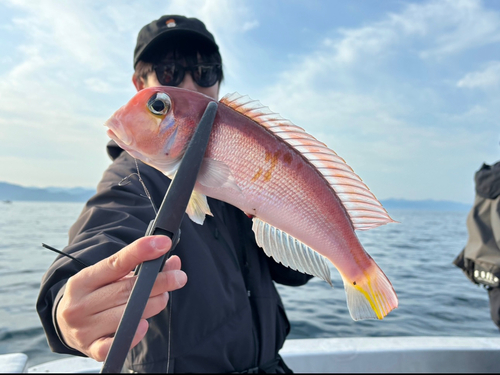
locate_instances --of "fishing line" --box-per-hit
[132,160,175,372]
[118,158,159,215]
[41,243,89,269]
[116,158,178,371]
[166,291,173,373]
[43,158,157,271]
[120,158,173,370]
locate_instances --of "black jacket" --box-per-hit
[454,161,500,329]
[454,162,500,287]
[37,141,311,373]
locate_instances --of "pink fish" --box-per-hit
[105,87,398,320]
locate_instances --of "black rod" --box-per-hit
[101,101,218,373]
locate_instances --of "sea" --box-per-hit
[0,201,499,367]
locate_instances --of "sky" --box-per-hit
[0,0,499,204]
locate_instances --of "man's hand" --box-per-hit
[56,235,187,361]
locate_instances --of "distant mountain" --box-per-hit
[0,182,95,202]
[44,186,95,196]
[380,198,471,211]
[0,181,472,210]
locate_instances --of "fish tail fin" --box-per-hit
[341,262,398,321]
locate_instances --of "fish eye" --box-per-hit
[147,92,171,116]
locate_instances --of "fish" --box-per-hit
[105,86,398,321]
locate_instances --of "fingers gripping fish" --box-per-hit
[104,86,398,321]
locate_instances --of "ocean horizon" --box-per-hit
[0,180,473,212]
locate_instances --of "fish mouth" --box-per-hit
[105,123,148,161]
[106,128,123,145]
[104,118,133,146]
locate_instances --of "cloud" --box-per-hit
[85,78,118,94]
[166,0,258,33]
[457,61,500,89]
[0,0,263,187]
[0,1,137,188]
[6,1,118,69]
[261,0,500,125]
[414,0,500,58]
[242,20,259,32]
[258,0,500,202]
[322,0,500,66]
[331,25,396,65]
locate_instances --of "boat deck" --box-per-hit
[3,336,500,373]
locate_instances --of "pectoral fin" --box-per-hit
[186,190,213,225]
[185,158,240,225]
[198,158,241,192]
[251,218,332,285]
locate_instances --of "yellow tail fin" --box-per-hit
[342,264,398,320]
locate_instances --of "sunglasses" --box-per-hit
[154,62,222,88]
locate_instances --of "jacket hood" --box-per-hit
[475,161,500,199]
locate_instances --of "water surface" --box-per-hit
[0,202,497,367]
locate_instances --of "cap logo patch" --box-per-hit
[166,19,176,28]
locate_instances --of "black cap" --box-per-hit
[133,15,219,68]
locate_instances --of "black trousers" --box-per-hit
[487,287,500,330]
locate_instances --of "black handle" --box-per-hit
[101,100,218,373]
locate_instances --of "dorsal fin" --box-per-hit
[220,92,395,230]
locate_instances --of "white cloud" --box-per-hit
[165,0,256,32]
[321,0,500,66]
[0,0,262,188]
[257,0,500,203]
[7,1,116,69]
[332,25,396,64]
[85,78,116,94]
[414,0,500,58]
[261,0,500,127]
[242,20,259,32]
[457,61,500,89]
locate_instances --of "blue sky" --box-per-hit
[0,0,499,204]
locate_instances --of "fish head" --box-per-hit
[104,86,212,173]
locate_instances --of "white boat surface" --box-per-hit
[2,336,500,373]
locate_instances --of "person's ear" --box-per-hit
[132,75,146,91]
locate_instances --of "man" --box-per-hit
[454,161,500,331]
[37,15,311,373]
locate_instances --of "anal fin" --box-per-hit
[251,218,332,285]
